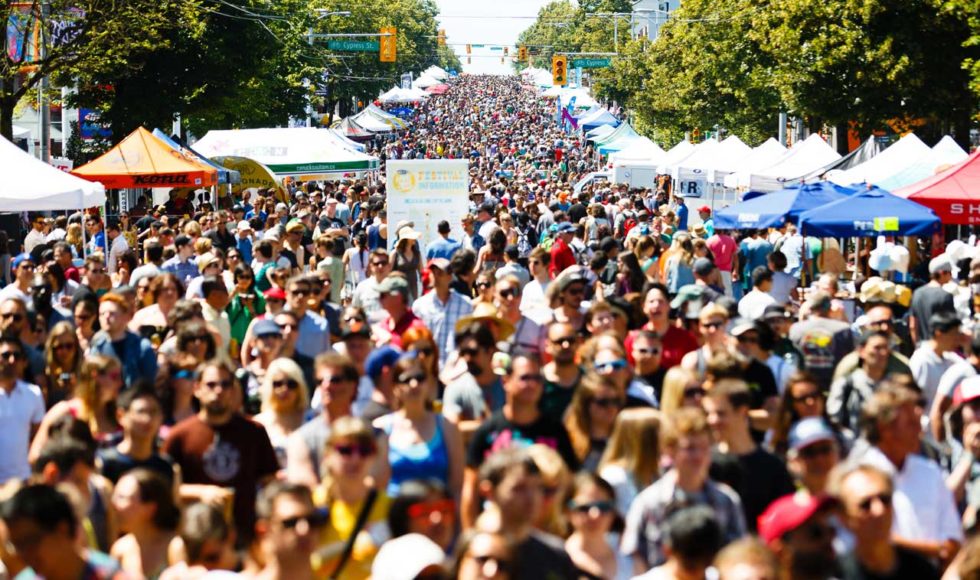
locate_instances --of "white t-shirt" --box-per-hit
[738,289,776,320]
[910,345,964,409]
[0,380,45,482]
[520,279,550,316]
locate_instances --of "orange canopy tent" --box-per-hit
[73,127,218,189]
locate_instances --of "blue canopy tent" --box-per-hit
[152,129,241,185]
[714,182,856,230]
[798,186,941,238]
[579,109,620,133]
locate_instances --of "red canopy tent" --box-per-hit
[425,84,449,95]
[73,127,218,189]
[895,149,980,224]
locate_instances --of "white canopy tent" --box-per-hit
[378,86,428,104]
[0,135,105,211]
[723,138,787,189]
[192,128,380,180]
[828,133,932,187]
[744,134,840,192]
[657,140,696,174]
[422,65,447,80]
[609,138,667,165]
[585,124,616,141]
[412,74,440,89]
[875,136,970,192]
[665,138,721,178]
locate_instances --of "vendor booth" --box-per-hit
[799,186,941,238]
[876,136,969,192]
[0,134,106,211]
[895,148,980,225]
[714,182,855,230]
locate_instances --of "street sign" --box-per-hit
[400,73,412,89]
[327,40,379,52]
[572,58,612,68]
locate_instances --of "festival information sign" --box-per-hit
[386,159,470,255]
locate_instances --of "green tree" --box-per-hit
[0,0,182,140]
[761,0,976,142]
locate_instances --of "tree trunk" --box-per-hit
[0,97,14,142]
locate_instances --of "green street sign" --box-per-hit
[572,58,612,68]
[327,40,380,52]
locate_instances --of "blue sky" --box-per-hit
[435,0,553,75]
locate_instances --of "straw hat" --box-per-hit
[455,303,515,341]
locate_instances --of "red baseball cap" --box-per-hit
[954,376,980,407]
[263,287,287,302]
[757,493,837,545]
[698,205,711,213]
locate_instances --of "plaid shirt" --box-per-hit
[412,289,473,365]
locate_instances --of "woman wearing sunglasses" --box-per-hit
[29,355,123,461]
[374,356,463,499]
[254,358,309,472]
[564,472,629,580]
[565,374,626,472]
[770,371,849,459]
[42,321,82,407]
[681,303,735,374]
[314,417,391,579]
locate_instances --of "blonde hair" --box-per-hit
[65,223,84,254]
[660,367,700,414]
[76,355,122,434]
[183,220,202,238]
[260,358,308,414]
[193,237,212,255]
[527,444,571,537]
[599,408,661,490]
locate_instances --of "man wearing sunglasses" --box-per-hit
[786,418,841,497]
[254,482,326,579]
[165,359,279,547]
[0,336,44,483]
[0,253,36,307]
[413,258,473,367]
[757,492,841,579]
[462,350,578,528]
[831,464,939,579]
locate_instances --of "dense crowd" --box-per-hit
[0,73,977,580]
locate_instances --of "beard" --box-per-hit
[791,550,840,580]
[466,361,483,377]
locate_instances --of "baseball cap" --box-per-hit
[555,222,576,234]
[954,376,980,407]
[11,253,33,269]
[761,304,792,321]
[174,234,192,248]
[757,492,837,546]
[929,254,953,275]
[365,346,403,380]
[787,418,837,453]
[231,204,244,213]
[236,220,253,232]
[378,275,410,296]
[556,268,590,291]
[728,317,758,337]
[693,258,716,277]
[275,202,288,213]
[252,319,283,338]
[806,291,833,313]
[371,534,446,580]
[698,205,711,213]
[669,284,704,310]
[285,219,305,233]
[427,258,451,272]
[263,287,287,302]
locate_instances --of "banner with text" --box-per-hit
[386,159,470,255]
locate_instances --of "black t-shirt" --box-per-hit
[839,547,938,580]
[466,411,579,471]
[539,367,583,418]
[910,285,956,341]
[743,359,778,408]
[97,446,175,484]
[709,446,795,532]
[514,531,579,580]
[568,203,588,224]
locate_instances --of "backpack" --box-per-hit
[516,228,533,259]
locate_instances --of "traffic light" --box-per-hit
[437,29,446,46]
[518,46,528,61]
[504,47,509,56]
[552,55,568,86]
[466,44,471,54]
[379,27,397,62]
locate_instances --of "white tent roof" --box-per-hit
[656,140,696,174]
[609,138,666,165]
[828,133,932,187]
[673,136,753,183]
[748,134,840,192]
[378,86,428,103]
[327,128,366,153]
[412,74,440,89]
[423,66,447,80]
[558,88,597,109]
[0,135,105,211]
[192,128,380,179]
[723,138,787,189]
[586,124,616,140]
[875,136,970,192]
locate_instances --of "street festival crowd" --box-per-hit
[2,74,980,580]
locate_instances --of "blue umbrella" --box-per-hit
[714,182,856,230]
[798,185,941,237]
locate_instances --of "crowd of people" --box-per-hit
[0,73,979,580]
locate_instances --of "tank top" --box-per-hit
[380,414,450,496]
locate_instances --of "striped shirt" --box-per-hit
[412,289,473,365]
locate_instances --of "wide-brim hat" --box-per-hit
[455,302,515,341]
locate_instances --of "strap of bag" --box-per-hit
[329,488,379,579]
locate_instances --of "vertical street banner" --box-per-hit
[386,159,470,255]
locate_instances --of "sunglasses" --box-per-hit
[413,346,435,356]
[279,508,330,530]
[565,286,585,296]
[334,443,376,457]
[550,336,576,347]
[372,261,388,267]
[89,268,107,275]
[203,380,233,390]
[272,379,300,390]
[569,500,615,514]
[172,369,196,380]
[798,441,836,459]
[476,282,492,290]
[289,288,310,297]
[0,351,24,361]
[1,312,24,321]
[857,492,892,513]
[683,387,706,398]
[53,342,75,351]
[406,499,456,519]
[498,288,519,299]
[516,373,544,383]
[594,359,628,373]
[793,391,822,404]
[459,347,481,358]
[591,397,624,409]
[397,372,426,384]
[98,370,123,380]
[701,320,725,329]
[186,334,210,343]
[634,347,661,356]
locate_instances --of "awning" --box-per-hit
[895,147,980,224]
[151,129,241,185]
[73,127,218,189]
[0,134,105,211]
[800,186,940,237]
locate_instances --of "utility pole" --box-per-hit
[39,1,50,162]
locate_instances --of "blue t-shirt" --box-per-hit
[675,203,689,231]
